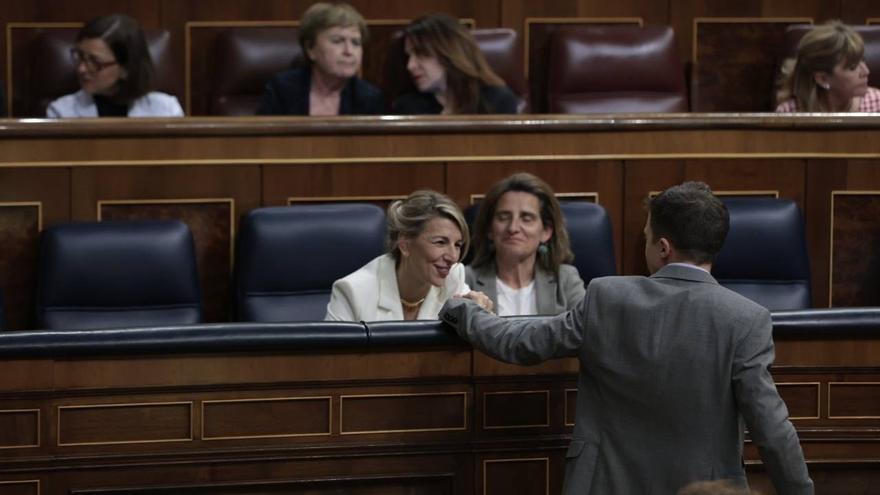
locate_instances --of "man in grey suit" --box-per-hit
[443,182,813,495]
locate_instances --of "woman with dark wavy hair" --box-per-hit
[468,173,585,316]
[392,13,518,114]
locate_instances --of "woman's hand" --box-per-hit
[461,291,494,314]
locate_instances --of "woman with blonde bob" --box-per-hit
[776,20,879,112]
[326,190,492,321]
[392,13,518,114]
[257,2,383,115]
[467,173,585,316]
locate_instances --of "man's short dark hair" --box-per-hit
[648,181,729,264]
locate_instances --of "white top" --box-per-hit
[495,277,537,316]
[325,253,470,322]
[46,90,184,118]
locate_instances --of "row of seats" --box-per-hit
[17,198,809,331]
[16,22,880,116]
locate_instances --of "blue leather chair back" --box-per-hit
[464,200,617,283]
[713,198,811,310]
[236,204,386,322]
[36,220,203,330]
[560,202,617,283]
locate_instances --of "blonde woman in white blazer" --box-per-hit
[326,190,492,321]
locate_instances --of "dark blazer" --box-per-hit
[256,67,384,116]
[466,263,584,315]
[442,264,813,495]
[392,84,519,114]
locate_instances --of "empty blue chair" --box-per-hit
[713,198,811,310]
[36,220,203,330]
[235,204,386,322]
[560,201,617,284]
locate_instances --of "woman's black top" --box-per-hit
[256,67,384,115]
[391,85,519,115]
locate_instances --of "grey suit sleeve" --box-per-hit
[732,310,813,495]
[440,291,586,365]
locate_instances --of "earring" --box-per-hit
[820,82,830,90]
[537,242,549,256]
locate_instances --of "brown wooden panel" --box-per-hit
[830,192,880,307]
[0,204,40,331]
[0,410,39,448]
[202,397,331,440]
[828,383,880,418]
[473,353,579,376]
[0,168,68,330]
[777,383,820,419]
[483,457,548,495]
[58,402,192,446]
[483,390,549,429]
[692,19,812,111]
[0,480,39,495]
[69,475,455,495]
[263,162,445,206]
[340,392,467,434]
[525,18,643,113]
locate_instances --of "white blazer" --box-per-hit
[325,253,469,322]
[46,90,184,118]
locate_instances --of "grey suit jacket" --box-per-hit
[441,264,813,495]
[465,263,585,315]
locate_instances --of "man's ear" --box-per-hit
[658,237,672,260]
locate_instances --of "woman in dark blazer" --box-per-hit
[257,2,383,116]
[467,173,585,316]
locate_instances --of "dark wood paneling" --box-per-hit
[483,390,549,429]
[70,475,456,495]
[777,383,820,419]
[58,402,192,446]
[828,383,880,418]
[340,392,467,434]
[482,456,549,495]
[0,480,39,495]
[263,163,445,206]
[202,397,331,439]
[0,168,68,330]
[0,410,39,448]
[830,193,880,307]
[692,19,811,112]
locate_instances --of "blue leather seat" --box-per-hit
[712,198,811,310]
[464,200,617,283]
[36,220,203,330]
[235,204,386,322]
[560,201,617,283]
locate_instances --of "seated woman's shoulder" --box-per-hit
[481,85,520,114]
[137,91,184,117]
